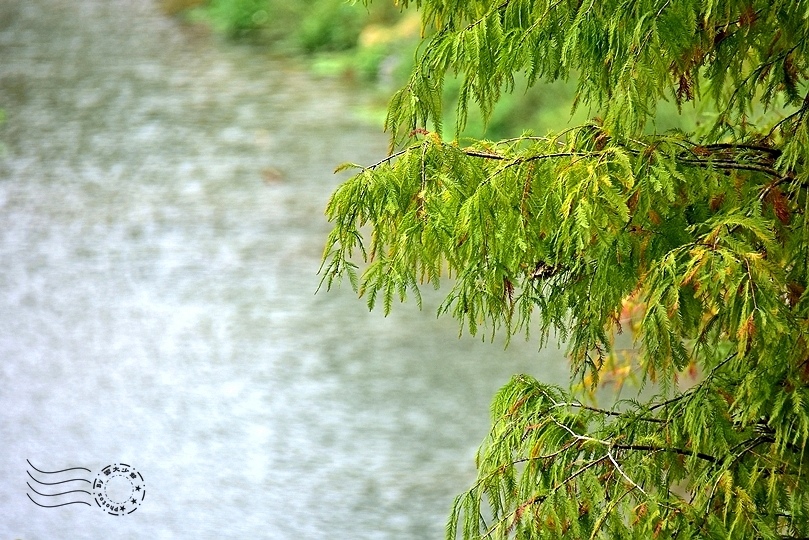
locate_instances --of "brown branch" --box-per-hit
[463,149,586,162]
[367,137,790,186]
[464,145,783,178]
[676,158,781,177]
[362,147,415,171]
[702,142,781,158]
[612,443,719,464]
[568,402,667,424]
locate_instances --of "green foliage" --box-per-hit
[297,0,366,52]
[188,0,367,49]
[322,0,809,538]
[195,0,273,38]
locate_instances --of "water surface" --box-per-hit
[0,2,568,538]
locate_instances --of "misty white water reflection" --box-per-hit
[0,1,568,538]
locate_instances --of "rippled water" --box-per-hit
[0,2,567,538]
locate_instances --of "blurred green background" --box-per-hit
[159,0,709,144]
[158,0,599,141]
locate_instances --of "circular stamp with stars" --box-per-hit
[91,463,146,516]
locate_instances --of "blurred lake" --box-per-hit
[0,1,568,538]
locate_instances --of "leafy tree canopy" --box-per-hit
[322,0,809,538]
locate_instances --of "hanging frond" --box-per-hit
[324,1,809,538]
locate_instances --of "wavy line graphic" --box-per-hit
[27,494,91,508]
[26,460,93,509]
[27,470,91,486]
[27,482,91,497]
[27,459,90,474]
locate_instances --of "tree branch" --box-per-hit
[612,443,719,464]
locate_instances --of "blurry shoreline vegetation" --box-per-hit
[158,0,594,140]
